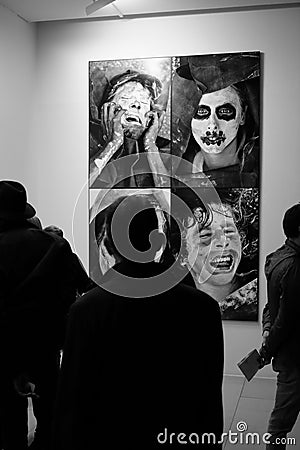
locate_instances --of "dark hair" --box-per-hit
[231,83,247,111]
[95,194,166,260]
[172,188,258,272]
[282,203,300,238]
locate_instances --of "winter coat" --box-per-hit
[53,261,224,449]
[262,239,300,369]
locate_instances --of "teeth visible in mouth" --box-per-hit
[210,255,233,270]
[214,256,230,263]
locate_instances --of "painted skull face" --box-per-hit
[191,86,245,154]
[112,81,152,136]
[185,203,242,287]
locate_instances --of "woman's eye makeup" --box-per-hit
[216,103,236,121]
[193,103,237,121]
[194,105,210,120]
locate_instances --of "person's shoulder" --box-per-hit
[70,285,108,313]
[265,242,297,276]
[2,225,51,244]
[39,230,75,256]
[175,282,221,315]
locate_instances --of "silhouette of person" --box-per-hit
[53,193,224,449]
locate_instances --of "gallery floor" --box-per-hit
[222,375,300,449]
[27,375,300,448]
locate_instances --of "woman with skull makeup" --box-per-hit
[174,187,258,320]
[172,53,260,188]
[192,84,257,172]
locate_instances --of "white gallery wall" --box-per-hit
[1,5,300,375]
[0,5,36,192]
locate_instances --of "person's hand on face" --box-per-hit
[144,106,165,151]
[105,81,153,141]
[100,102,126,147]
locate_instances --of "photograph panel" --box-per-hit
[170,185,259,320]
[171,52,260,188]
[89,188,171,286]
[89,57,172,189]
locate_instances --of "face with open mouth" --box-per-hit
[112,81,152,138]
[185,203,242,287]
[191,86,245,155]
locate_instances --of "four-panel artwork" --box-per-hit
[89,52,260,320]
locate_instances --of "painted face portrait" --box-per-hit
[112,81,152,138]
[191,86,245,155]
[185,203,242,287]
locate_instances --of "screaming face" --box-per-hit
[191,86,245,155]
[112,81,152,139]
[185,203,242,287]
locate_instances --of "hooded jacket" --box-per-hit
[0,221,77,380]
[262,239,300,369]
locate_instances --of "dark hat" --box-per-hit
[0,180,36,220]
[176,52,260,94]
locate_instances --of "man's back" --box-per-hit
[263,239,300,368]
[54,261,224,449]
[260,204,300,448]
[0,222,75,377]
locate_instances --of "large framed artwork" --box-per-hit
[89,52,260,321]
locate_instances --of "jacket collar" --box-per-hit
[99,260,168,285]
[285,238,300,254]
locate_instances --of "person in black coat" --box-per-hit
[0,180,76,450]
[44,224,96,297]
[53,193,224,449]
[260,204,300,449]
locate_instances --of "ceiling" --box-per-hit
[0,0,299,23]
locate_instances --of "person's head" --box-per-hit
[102,70,162,139]
[184,200,242,288]
[191,85,247,156]
[94,194,167,275]
[282,203,300,240]
[27,216,43,229]
[0,180,35,228]
[44,225,64,238]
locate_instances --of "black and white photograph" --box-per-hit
[89,57,171,188]
[172,52,260,188]
[89,188,171,286]
[1,1,300,449]
[171,186,259,320]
